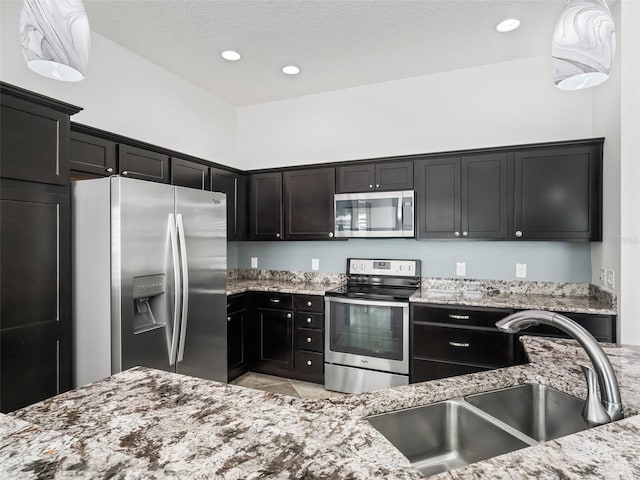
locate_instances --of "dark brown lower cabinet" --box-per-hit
[254,308,295,377]
[227,294,249,382]
[410,304,515,384]
[0,180,71,412]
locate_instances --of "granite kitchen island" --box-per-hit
[3,336,640,479]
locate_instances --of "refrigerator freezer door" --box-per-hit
[174,187,227,382]
[112,178,179,373]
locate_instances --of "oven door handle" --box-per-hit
[324,296,410,309]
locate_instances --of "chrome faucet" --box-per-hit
[496,310,623,426]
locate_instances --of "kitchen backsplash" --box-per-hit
[229,239,592,283]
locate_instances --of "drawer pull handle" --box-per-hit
[306,337,312,343]
[286,313,292,319]
[270,299,280,303]
[449,341,470,348]
[306,317,312,324]
[448,314,470,320]
[306,360,312,366]
[227,317,231,322]
[306,301,312,307]
[122,170,129,176]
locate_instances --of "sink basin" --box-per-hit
[367,400,531,476]
[465,384,588,442]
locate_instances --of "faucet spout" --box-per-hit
[496,310,623,423]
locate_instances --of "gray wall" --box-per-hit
[232,240,591,282]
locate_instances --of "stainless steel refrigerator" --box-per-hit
[72,177,227,388]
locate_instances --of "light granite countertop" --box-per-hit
[227,278,340,296]
[3,336,640,479]
[409,289,617,315]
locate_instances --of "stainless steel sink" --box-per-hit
[465,383,589,442]
[367,400,531,476]
[367,384,591,476]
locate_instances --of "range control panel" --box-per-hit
[348,259,420,277]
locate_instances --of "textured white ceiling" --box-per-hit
[81,0,576,106]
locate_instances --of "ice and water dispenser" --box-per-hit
[132,274,167,334]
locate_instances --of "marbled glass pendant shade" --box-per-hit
[20,0,90,82]
[551,0,615,91]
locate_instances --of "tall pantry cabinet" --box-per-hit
[0,82,81,412]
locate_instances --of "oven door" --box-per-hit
[325,297,409,374]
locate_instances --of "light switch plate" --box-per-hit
[456,262,466,276]
[312,258,320,271]
[250,257,258,269]
[600,268,606,284]
[516,263,527,278]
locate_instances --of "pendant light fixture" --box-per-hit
[551,0,615,91]
[20,0,91,82]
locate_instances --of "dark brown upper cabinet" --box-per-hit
[0,84,81,186]
[211,167,247,241]
[69,130,117,177]
[171,157,210,190]
[249,172,283,240]
[416,156,460,239]
[416,153,508,239]
[513,142,602,241]
[337,160,413,192]
[118,144,170,183]
[284,168,336,240]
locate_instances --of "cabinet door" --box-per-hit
[171,157,210,190]
[0,94,70,186]
[249,172,283,240]
[284,168,336,240]
[211,168,246,240]
[227,310,247,381]
[0,181,71,412]
[258,309,294,370]
[336,164,375,193]
[376,160,413,190]
[513,144,602,240]
[118,144,170,183]
[461,153,508,239]
[69,130,117,176]
[416,157,461,238]
[411,358,489,383]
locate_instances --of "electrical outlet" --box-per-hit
[456,262,466,276]
[516,263,527,278]
[250,257,258,269]
[606,269,615,289]
[312,258,320,271]
[600,268,606,284]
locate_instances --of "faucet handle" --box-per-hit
[581,365,611,427]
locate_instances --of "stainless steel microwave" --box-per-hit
[334,190,415,238]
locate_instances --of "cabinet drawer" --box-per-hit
[296,312,324,330]
[252,292,293,310]
[412,305,511,329]
[411,358,490,383]
[413,324,513,367]
[296,350,323,376]
[227,294,246,314]
[294,295,324,313]
[296,328,323,353]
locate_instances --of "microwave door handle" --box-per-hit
[397,197,403,229]
[168,214,181,366]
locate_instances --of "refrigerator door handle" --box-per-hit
[168,214,181,366]
[176,213,189,362]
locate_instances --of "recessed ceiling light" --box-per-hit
[496,19,521,33]
[282,65,300,75]
[221,50,241,61]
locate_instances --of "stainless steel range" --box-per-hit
[324,258,421,394]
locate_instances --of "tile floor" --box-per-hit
[230,371,346,399]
